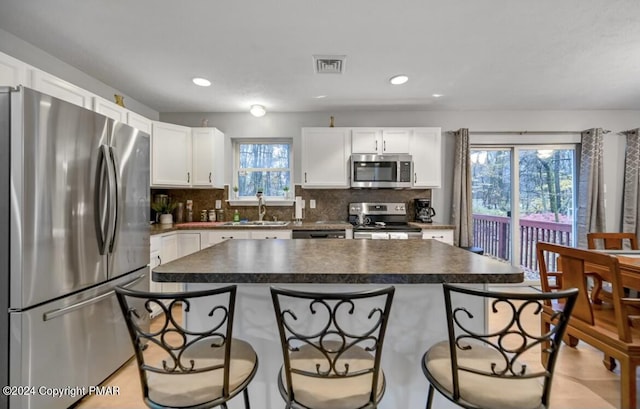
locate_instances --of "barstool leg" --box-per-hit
[426,384,435,409]
[243,388,251,409]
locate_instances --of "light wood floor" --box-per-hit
[75,286,630,409]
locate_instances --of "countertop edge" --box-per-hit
[153,271,524,284]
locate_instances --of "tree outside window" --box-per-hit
[235,141,291,198]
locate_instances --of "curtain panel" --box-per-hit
[451,128,473,247]
[622,129,640,239]
[576,128,606,248]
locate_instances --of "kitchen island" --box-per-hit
[153,239,523,409]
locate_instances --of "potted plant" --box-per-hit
[232,185,239,199]
[151,200,178,224]
[282,186,290,199]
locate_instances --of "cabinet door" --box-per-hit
[422,229,454,245]
[127,112,153,135]
[411,128,442,188]
[149,250,162,293]
[177,232,201,257]
[382,129,411,153]
[31,70,92,109]
[351,128,381,153]
[192,127,225,188]
[301,128,351,188]
[93,96,127,122]
[151,122,192,186]
[250,230,292,239]
[160,234,178,264]
[0,51,30,87]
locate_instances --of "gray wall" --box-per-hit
[0,28,159,120]
[161,110,637,230]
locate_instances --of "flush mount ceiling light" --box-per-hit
[250,104,266,117]
[192,77,211,87]
[432,94,443,98]
[389,75,409,85]
[314,95,327,99]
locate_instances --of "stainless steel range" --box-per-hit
[349,202,423,239]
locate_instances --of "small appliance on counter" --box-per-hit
[415,198,436,223]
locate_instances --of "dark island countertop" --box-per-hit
[153,239,523,284]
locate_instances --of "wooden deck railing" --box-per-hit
[472,214,572,274]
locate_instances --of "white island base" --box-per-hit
[185,282,487,409]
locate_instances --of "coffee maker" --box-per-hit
[414,198,436,223]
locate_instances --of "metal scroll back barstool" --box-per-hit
[421,283,578,409]
[115,285,258,409]
[270,286,395,409]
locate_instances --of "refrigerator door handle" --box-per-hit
[108,146,121,253]
[94,145,112,255]
[42,273,147,321]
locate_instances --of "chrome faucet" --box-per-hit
[256,191,266,221]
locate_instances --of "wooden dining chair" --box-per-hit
[270,286,395,409]
[587,232,639,304]
[537,242,640,409]
[421,283,578,409]
[115,285,258,409]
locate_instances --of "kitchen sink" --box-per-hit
[222,221,291,226]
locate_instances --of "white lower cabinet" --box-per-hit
[250,230,292,239]
[177,232,201,257]
[422,229,454,245]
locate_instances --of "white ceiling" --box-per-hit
[1,0,639,113]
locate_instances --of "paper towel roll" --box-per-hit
[295,196,303,219]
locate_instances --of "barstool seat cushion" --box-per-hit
[281,341,384,409]
[424,341,543,409]
[147,338,257,407]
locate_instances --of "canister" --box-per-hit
[208,210,216,222]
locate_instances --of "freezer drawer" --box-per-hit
[8,268,149,409]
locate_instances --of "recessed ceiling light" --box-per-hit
[250,104,266,117]
[192,77,211,87]
[389,75,409,85]
[432,94,443,98]
[314,95,327,99]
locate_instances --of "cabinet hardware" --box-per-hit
[304,172,307,183]
[158,255,162,264]
[209,172,212,183]
[432,235,444,239]
[383,140,386,151]
[375,140,378,151]
[414,173,417,183]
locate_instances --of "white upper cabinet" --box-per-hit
[410,127,442,188]
[301,128,351,188]
[0,51,31,87]
[191,127,225,188]
[151,121,192,187]
[127,111,153,135]
[30,70,92,109]
[93,96,127,122]
[351,128,411,154]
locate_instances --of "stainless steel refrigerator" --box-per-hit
[0,86,150,409]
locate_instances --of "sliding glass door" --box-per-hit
[471,146,576,282]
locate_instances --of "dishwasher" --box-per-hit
[292,230,346,239]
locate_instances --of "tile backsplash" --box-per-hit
[152,186,432,223]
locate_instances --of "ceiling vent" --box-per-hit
[313,55,346,74]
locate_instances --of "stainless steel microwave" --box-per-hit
[350,154,413,188]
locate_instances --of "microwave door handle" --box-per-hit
[107,146,121,253]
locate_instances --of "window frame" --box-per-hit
[231,138,293,203]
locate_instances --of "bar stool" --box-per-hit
[115,285,258,409]
[421,283,578,409]
[270,286,395,409]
